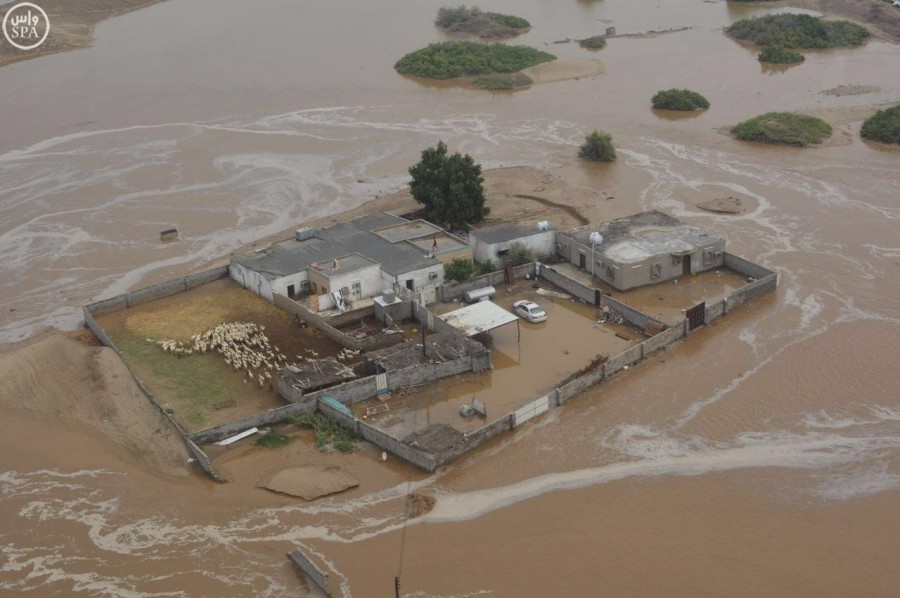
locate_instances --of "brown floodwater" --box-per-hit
[1,0,899,595]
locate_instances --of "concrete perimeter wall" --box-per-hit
[432,414,514,468]
[83,306,226,482]
[189,401,315,445]
[358,420,437,471]
[87,267,229,315]
[539,265,598,305]
[704,253,777,325]
[287,549,331,597]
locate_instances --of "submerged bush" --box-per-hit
[731,112,832,146]
[758,46,805,64]
[726,13,870,48]
[289,413,358,452]
[578,130,617,161]
[860,105,900,145]
[579,35,607,49]
[395,41,555,80]
[651,88,710,111]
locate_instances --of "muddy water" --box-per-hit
[1,0,899,595]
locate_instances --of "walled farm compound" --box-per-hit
[84,210,777,482]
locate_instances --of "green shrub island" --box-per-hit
[395,41,555,80]
[731,112,832,146]
[651,89,710,111]
[758,46,805,64]
[860,105,900,145]
[578,130,617,161]
[726,14,869,48]
[436,6,530,33]
[579,35,607,50]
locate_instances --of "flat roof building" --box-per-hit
[470,222,555,264]
[556,211,725,291]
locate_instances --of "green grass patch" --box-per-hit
[651,88,710,111]
[758,46,805,64]
[731,112,832,146]
[255,429,291,448]
[860,105,900,145]
[289,412,358,453]
[579,35,607,49]
[395,41,555,80]
[726,13,870,48]
[112,335,237,426]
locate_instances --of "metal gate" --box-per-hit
[686,301,705,332]
[513,394,550,428]
[375,372,388,395]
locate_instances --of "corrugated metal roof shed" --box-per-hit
[439,301,519,337]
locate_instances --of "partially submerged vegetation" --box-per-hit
[731,112,832,146]
[289,412,357,453]
[472,72,531,90]
[579,35,607,49]
[651,88,710,111]
[395,41,554,81]
[578,130,617,161]
[758,46,805,64]
[726,14,870,48]
[436,5,530,37]
[860,105,900,145]
[255,429,291,448]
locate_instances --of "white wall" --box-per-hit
[271,271,309,298]
[473,230,556,264]
[325,263,382,300]
[383,263,444,298]
[229,262,274,302]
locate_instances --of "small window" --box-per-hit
[650,263,662,279]
[497,249,509,258]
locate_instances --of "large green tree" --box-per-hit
[408,141,488,227]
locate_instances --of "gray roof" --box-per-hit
[235,212,441,280]
[471,223,546,245]
[317,220,439,276]
[566,211,723,265]
[233,237,348,280]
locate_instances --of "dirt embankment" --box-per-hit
[0,0,168,68]
[821,0,900,42]
[0,333,191,476]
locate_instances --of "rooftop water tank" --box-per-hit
[589,232,604,246]
[537,220,550,231]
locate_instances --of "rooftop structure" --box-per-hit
[438,300,519,337]
[470,222,555,264]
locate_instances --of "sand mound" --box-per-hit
[259,465,359,500]
[519,59,604,84]
[0,334,190,476]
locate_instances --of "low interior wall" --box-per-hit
[358,420,437,471]
[539,265,597,305]
[601,295,667,330]
[432,414,514,468]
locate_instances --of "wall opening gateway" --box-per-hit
[406,279,414,291]
[286,284,296,298]
[683,254,692,276]
[579,252,586,269]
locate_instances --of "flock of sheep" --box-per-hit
[153,321,287,388]
[152,321,363,389]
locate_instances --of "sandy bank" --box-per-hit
[519,58,604,84]
[0,333,190,476]
[0,0,168,68]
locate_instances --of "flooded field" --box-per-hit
[1,0,898,595]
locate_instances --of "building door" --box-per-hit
[683,254,692,276]
[405,279,414,291]
[350,281,362,300]
[579,252,586,269]
[286,284,295,298]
